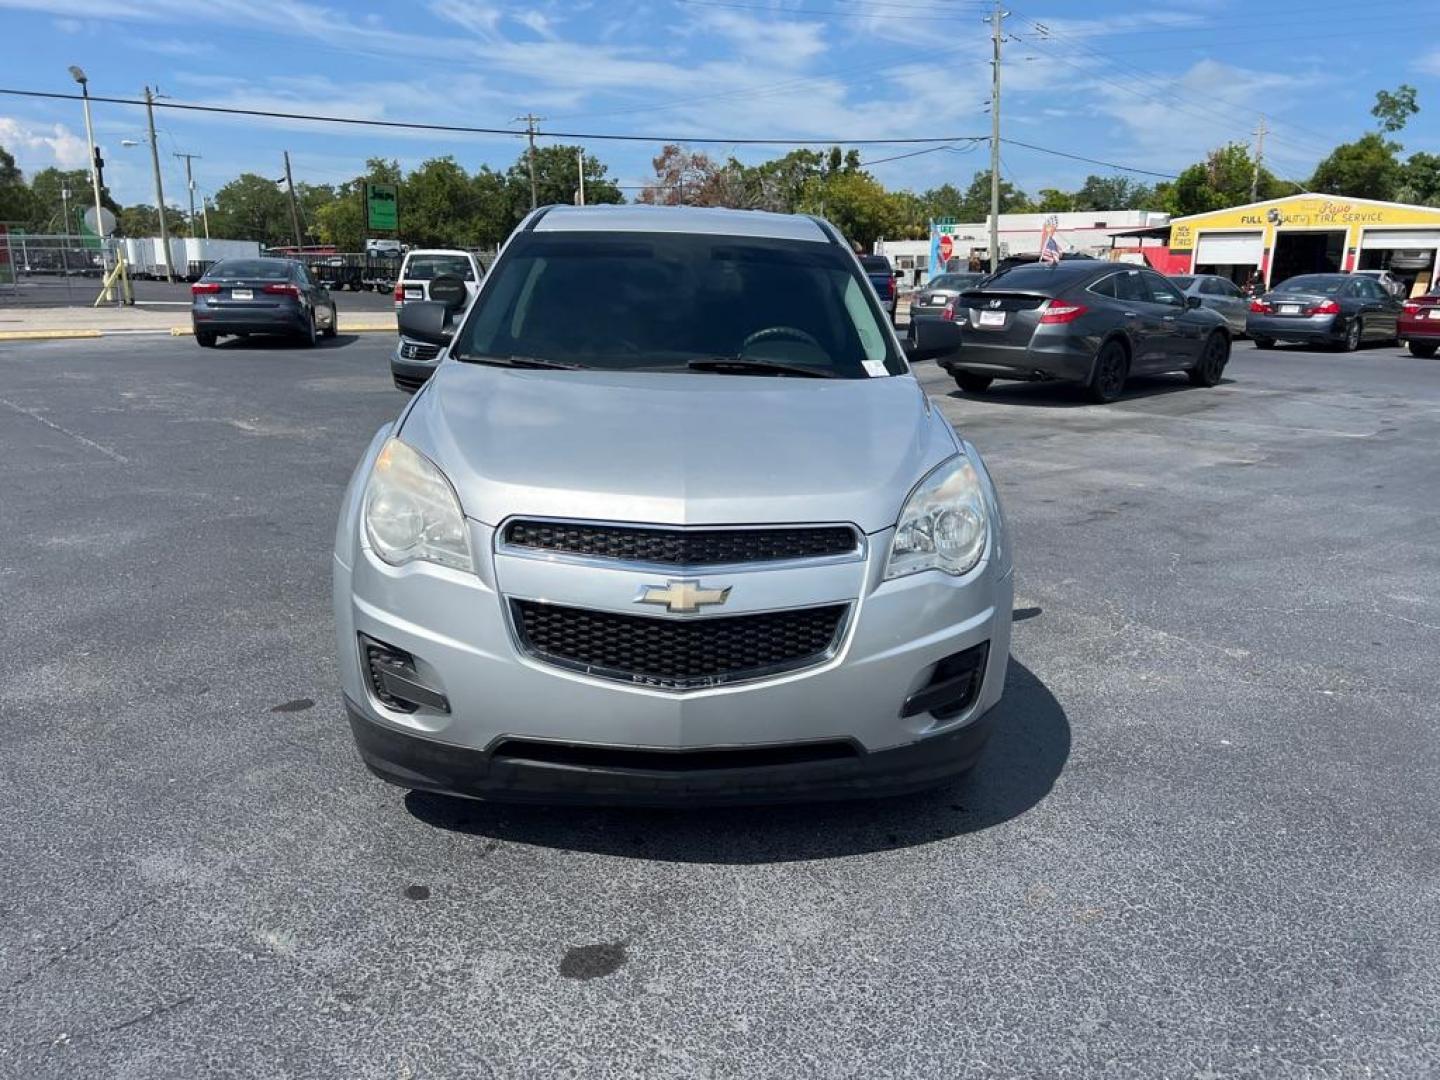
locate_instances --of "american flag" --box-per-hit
[1039,216,1063,265]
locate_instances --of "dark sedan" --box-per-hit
[907,272,986,337]
[191,257,338,348]
[1246,273,1401,352]
[923,262,1230,403]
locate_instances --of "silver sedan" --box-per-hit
[1171,273,1248,336]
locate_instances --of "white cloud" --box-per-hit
[1418,49,1440,77]
[687,8,826,69]
[0,116,90,168]
[53,16,82,32]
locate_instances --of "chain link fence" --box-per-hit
[0,230,110,305]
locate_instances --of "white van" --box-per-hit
[365,238,405,259]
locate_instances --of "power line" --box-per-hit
[0,87,983,146]
[999,138,1177,179]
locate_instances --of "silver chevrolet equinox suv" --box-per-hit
[333,205,1013,805]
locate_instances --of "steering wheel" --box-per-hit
[741,325,824,353]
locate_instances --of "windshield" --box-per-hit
[1171,276,1195,289]
[1274,275,1345,295]
[929,274,981,291]
[858,256,892,274]
[453,232,903,378]
[405,255,475,281]
[208,260,292,280]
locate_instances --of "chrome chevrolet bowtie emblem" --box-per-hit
[637,579,731,614]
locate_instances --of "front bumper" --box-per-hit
[335,512,1013,804]
[1245,312,1343,342]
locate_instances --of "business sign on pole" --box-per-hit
[365,183,398,231]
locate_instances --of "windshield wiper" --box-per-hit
[684,357,839,379]
[460,353,582,370]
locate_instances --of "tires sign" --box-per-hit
[365,183,398,232]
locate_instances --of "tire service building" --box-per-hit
[1169,194,1440,297]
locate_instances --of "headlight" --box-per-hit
[363,438,473,572]
[883,455,989,580]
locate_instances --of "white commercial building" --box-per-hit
[876,209,1171,286]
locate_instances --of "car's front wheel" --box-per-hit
[1086,339,1129,403]
[953,373,993,394]
[1187,332,1229,387]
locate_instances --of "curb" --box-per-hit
[1,325,397,343]
[0,329,105,342]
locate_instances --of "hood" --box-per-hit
[398,363,958,533]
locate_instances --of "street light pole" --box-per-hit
[68,66,112,296]
[175,151,201,237]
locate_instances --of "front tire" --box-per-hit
[1408,341,1437,358]
[1086,339,1129,403]
[1187,332,1229,387]
[1339,318,1362,352]
[953,373,993,393]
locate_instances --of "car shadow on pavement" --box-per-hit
[950,374,1236,409]
[403,659,1069,864]
[212,334,363,350]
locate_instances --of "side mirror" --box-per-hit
[1186,294,1203,310]
[397,301,454,346]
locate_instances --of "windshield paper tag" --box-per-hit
[863,360,888,378]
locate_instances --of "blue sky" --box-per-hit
[1,0,1436,212]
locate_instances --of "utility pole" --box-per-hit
[1250,115,1269,202]
[516,114,544,210]
[143,86,175,283]
[174,152,201,238]
[986,2,1008,272]
[283,151,304,250]
[576,146,586,206]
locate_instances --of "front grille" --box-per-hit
[511,600,848,689]
[399,340,440,362]
[503,521,858,566]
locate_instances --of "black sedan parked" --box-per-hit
[1246,273,1401,352]
[191,257,338,348]
[907,272,986,337]
[921,262,1230,403]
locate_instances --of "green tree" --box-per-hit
[26,166,119,232]
[312,160,403,250]
[921,183,967,221]
[403,156,477,247]
[503,144,622,225]
[1309,133,1402,201]
[1033,188,1075,213]
[799,170,902,249]
[1165,143,1283,215]
[1397,151,1440,207]
[208,172,292,245]
[1372,84,1419,135]
[0,144,34,225]
[959,170,1028,219]
[1070,174,1156,212]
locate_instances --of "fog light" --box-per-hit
[361,634,449,714]
[901,642,989,719]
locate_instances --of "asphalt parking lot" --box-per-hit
[2,333,1438,1078]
